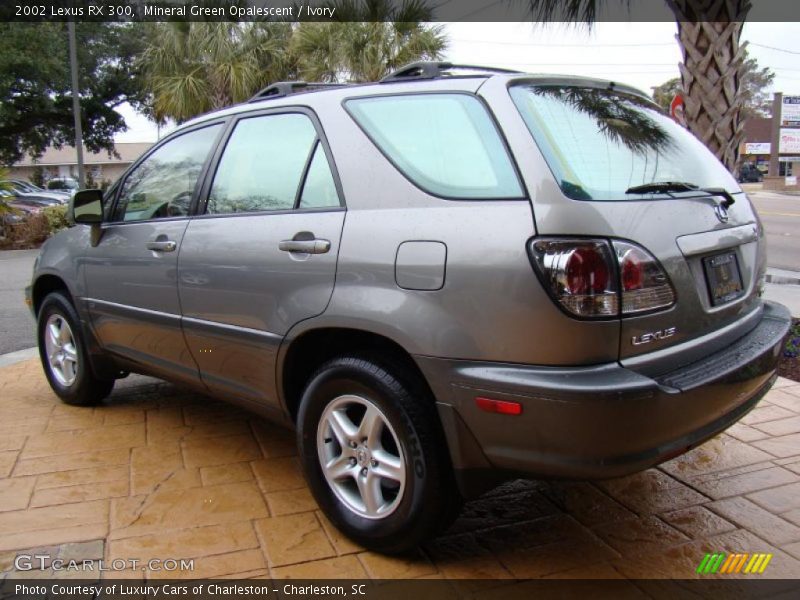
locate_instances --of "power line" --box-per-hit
[749,42,800,56]
[484,62,680,66]
[450,38,675,48]
[447,37,799,56]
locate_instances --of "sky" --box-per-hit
[114,21,800,144]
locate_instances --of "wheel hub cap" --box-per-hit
[356,446,370,468]
[317,395,406,520]
[43,314,78,387]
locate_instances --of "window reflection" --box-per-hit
[116,125,221,222]
[510,85,738,201]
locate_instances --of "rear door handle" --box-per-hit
[279,239,331,254]
[146,240,177,252]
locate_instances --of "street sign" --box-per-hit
[781,96,800,127]
[670,94,686,126]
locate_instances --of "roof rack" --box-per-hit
[248,81,347,102]
[379,61,522,84]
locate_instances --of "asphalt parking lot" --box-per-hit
[1,359,800,581]
[0,249,36,355]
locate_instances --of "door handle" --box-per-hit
[279,238,331,254]
[146,240,177,252]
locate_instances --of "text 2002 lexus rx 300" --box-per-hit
[27,63,791,552]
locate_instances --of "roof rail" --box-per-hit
[248,81,347,102]
[379,61,522,83]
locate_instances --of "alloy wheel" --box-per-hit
[316,394,406,519]
[43,314,78,387]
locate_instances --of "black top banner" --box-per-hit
[0,0,797,23]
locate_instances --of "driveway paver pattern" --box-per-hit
[1,359,800,581]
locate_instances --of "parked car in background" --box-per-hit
[11,197,60,211]
[5,179,41,193]
[1,190,36,215]
[0,190,25,226]
[1,180,69,204]
[1,188,61,214]
[27,62,791,553]
[737,163,764,183]
[46,177,79,196]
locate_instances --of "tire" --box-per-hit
[37,292,114,406]
[297,356,461,553]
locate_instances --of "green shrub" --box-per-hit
[1,205,70,249]
[42,204,69,234]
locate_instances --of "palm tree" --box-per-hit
[525,0,751,171]
[139,21,295,123]
[292,1,447,82]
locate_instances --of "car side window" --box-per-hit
[298,141,339,209]
[206,113,339,215]
[346,93,523,199]
[114,124,221,222]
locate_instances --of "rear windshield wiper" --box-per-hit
[625,181,699,194]
[625,182,735,208]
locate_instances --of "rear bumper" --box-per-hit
[416,301,791,494]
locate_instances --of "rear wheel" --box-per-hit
[37,292,114,406]
[297,356,461,553]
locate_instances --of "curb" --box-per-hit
[0,347,38,368]
[766,273,800,286]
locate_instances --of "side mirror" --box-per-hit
[69,189,104,225]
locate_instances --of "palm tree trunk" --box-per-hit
[666,0,751,171]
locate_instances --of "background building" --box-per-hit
[9,143,151,187]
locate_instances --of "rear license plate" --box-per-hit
[703,251,744,306]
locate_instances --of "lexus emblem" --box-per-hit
[714,203,729,223]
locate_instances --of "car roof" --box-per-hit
[179,63,653,133]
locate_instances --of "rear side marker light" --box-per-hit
[475,397,523,416]
[529,238,675,319]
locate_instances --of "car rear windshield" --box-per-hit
[346,93,523,199]
[509,84,739,201]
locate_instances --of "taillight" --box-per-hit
[613,241,675,314]
[529,238,675,319]
[530,239,618,318]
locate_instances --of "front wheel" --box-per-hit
[37,292,114,406]
[297,356,460,553]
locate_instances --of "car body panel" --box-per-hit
[83,218,201,385]
[178,209,345,404]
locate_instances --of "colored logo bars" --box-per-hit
[696,552,773,575]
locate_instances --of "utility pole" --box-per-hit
[68,20,85,188]
[768,92,782,179]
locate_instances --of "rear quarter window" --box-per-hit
[345,93,523,200]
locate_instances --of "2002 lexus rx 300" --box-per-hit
[27,62,791,552]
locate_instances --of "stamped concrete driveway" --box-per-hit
[2,358,800,581]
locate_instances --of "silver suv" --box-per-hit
[27,63,791,552]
